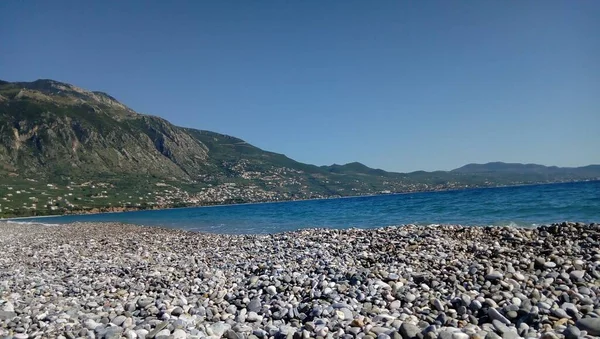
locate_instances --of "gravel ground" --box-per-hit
[1,221,599,339]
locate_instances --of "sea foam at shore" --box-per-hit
[1,222,599,339]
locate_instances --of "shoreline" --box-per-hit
[1,221,599,338]
[2,179,595,221]
[0,219,568,234]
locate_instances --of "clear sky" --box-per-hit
[1,1,598,172]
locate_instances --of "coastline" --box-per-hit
[1,221,599,338]
[2,179,595,221]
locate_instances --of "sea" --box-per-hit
[7,180,600,234]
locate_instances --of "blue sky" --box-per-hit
[1,1,598,172]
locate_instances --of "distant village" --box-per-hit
[0,165,520,217]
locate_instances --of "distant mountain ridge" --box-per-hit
[452,162,600,180]
[453,162,600,173]
[0,78,598,217]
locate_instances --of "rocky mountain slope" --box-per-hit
[0,79,598,217]
[0,79,213,180]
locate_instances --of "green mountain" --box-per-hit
[0,79,598,217]
[453,162,600,174]
[451,162,600,183]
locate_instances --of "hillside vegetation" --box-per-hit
[1,79,598,217]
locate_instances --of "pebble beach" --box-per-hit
[1,222,599,339]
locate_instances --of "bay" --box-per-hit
[11,180,600,234]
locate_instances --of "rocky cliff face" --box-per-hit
[0,80,214,180]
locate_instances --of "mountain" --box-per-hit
[0,79,598,217]
[453,162,595,174]
[452,162,600,182]
[0,79,213,180]
[321,162,390,176]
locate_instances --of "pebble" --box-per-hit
[266,286,277,295]
[488,308,511,325]
[399,322,420,339]
[452,333,469,339]
[569,270,585,281]
[563,325,581,339]
[486,272,504,281]
[0,221,598,339]
[112,315,126,326]
[135,329,149,339]
[575,317,600,336]
[247,298,261,312]
[209,322,231,337]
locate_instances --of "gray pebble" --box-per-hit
[575,317,600,336]
[399,322,420,339]
[488,308,511,325]
[563,325,581,339]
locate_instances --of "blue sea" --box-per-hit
[9,181,600,234]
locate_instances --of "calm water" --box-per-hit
[10,181,600,234]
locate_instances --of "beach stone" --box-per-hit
[171,307,183,316]
[452,333,469,339]
[135,329,149,339]
[552,309,569,319]
[372,327,392,335]
[112,315,127,326]
[85,319,101,330]
[439,330,455,339]
[147,321,168,338]
[1,222,600,339]
[388,273,400,281]
[470,300,482,312]
[124,330,137,339]
[171,329,187,339]
[563,325,581,339]
[399,322,420,339]
[1,302,14,313]
[104,327,124,339]
[155,329,171,339]
[433,299,444,311]
[224,329,243,339]
[513,272,525,281]
[485,332,501,339]
[506,311,518,319]
[575,318,600,336]
[123,317,133,328]
[247,311,262,322]
[501,331,521,339]
[578,286,591,295]
[209,322,231,337]
[0,311,17,321]
[486,272,504,281]
[510,298,521,307]
[570,270,585,281]
[351,318,365,327]
[488,308,511,325]
[137,298,154,308]
[535,257,546,268]
[247,298,261,312]
[316,327,328,337]
[405,293,416,303]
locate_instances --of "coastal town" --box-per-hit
[0,164,551,218]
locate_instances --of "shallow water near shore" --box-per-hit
[11,180,600,234]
